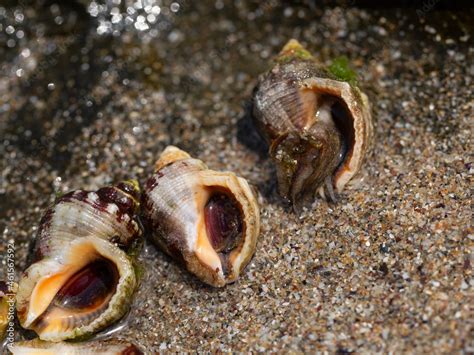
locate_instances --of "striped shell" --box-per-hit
[253,39,373,208]
[8,338,143,355]
[0,281,13,342]
[142,146,260,287]
[16,180,143,341]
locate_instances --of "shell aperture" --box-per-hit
[204,192,243,253]
[51,258,119,311]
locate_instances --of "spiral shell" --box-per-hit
[8,338,143,355]
[253,39,373,208]
[142,146,260,287]
[16,180,143,341]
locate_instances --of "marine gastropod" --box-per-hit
[142,146,260,287]
[16,180,143,341]
[8,338,143,354]
[252,39,373,208]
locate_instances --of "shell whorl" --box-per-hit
[33,180,141,259]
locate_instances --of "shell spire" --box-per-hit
[154,145,192,171]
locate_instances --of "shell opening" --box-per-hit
[267,91,347,207]
[51,258,118,311]
[201,188,245,277]
[316,94,356,201]
[204,192,243,254]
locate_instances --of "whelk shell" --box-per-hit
[142,146,260,287]
[8,338,143,355]
[16,180,143,341]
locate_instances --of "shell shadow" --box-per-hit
[236,100,268,159]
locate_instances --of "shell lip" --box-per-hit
[195,173,260,286]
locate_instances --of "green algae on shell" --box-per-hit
[328,56,359,85]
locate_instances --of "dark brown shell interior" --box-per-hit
[204,191,243,253]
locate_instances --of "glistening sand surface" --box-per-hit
[0,1,472,352]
